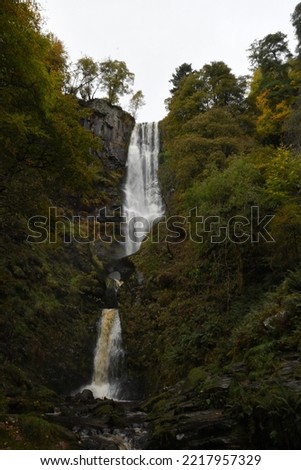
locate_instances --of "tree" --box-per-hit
[248,33,294,143]
[0,0,99,218]
[200,62,247,109]
[129,90,145,118]
[248,32,292,74]
[164,62,248,136]
[98,59,134,105]
[169,63,193,94]
[284,92,301,148]
[69,56,99,100]
[292,2,301,56]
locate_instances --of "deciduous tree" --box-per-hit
[129,90,145,118]
[98,59,134,105]
[69,56,99,100]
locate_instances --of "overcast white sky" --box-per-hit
[39,0,299,122]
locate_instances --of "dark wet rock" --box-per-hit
[81,435,120,450]
[43,356,301,450]
[44,397,151,450]
[142,356,301,450]
[73,389,94,403]
[144,384,243,450]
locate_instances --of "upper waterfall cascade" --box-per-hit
[122,122,164,256]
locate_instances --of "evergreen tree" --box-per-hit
[292,2,301,56]
[169,63,193,94]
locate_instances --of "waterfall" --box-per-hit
[85,309,125,399]
[122,122,164,256]
[83,122,163,400]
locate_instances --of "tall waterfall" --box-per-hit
[83,123,163,400]
[122,122,164,256]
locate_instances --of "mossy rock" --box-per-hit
[244,341,276,372]
[19,415,79,449]
[1,364,60,414]
[141,391,171,412]
[187,367,207,388]
[0,414,79,450]
[93,402,126,427]
[150,416,179,449]
[2,365,32,390]
[152,399,167,413]
[94,403,115,416]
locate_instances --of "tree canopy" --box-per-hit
[68,56,137,109]
[169,63,193,95]
[0,0,100,222]
[98,59,135,105]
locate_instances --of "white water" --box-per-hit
[84,309,125,399]
[84,123,164,400]
[122,122,164,256]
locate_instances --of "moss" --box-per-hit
[94,404,115,416]
[152,420,175,448]
[20,415,59,447]
[0,390,7,415]
[244,342,277,374]
[93,402,126,427]
[152,399,167,413]
[0,414,79,450]
[19,415,79,449]
[187,367,207,388]
[141,391,171,412]
[3,365,33,390]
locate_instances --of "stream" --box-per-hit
[45,122,163,450]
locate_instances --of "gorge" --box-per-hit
[2,0,301,450]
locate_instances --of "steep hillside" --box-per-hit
[119,18,301,448]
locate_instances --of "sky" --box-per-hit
[39,0,299,122]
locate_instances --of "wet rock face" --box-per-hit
[83,99,135,171]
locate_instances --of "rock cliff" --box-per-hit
[83,99,135,172]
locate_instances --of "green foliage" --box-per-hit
[68,56,137,106]
[98,59,135,105]
[185,152,261,212]
[248,32,292,73]
[122,13,301,409]
[168,62,193,95]
[2,0,301,451]
[0,0,116,412]
[292,2,301,54]
[129,90,146,118]
[0,0,101,222]
[164,61,248,139]
[263,147,301,204]
[247,23,301,144]
[70,56,99,100]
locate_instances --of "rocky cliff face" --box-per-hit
[83,99,135,172]
[79,99,135,217]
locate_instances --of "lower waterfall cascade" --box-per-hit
[84,122,163,400]
[85,309,125,400]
